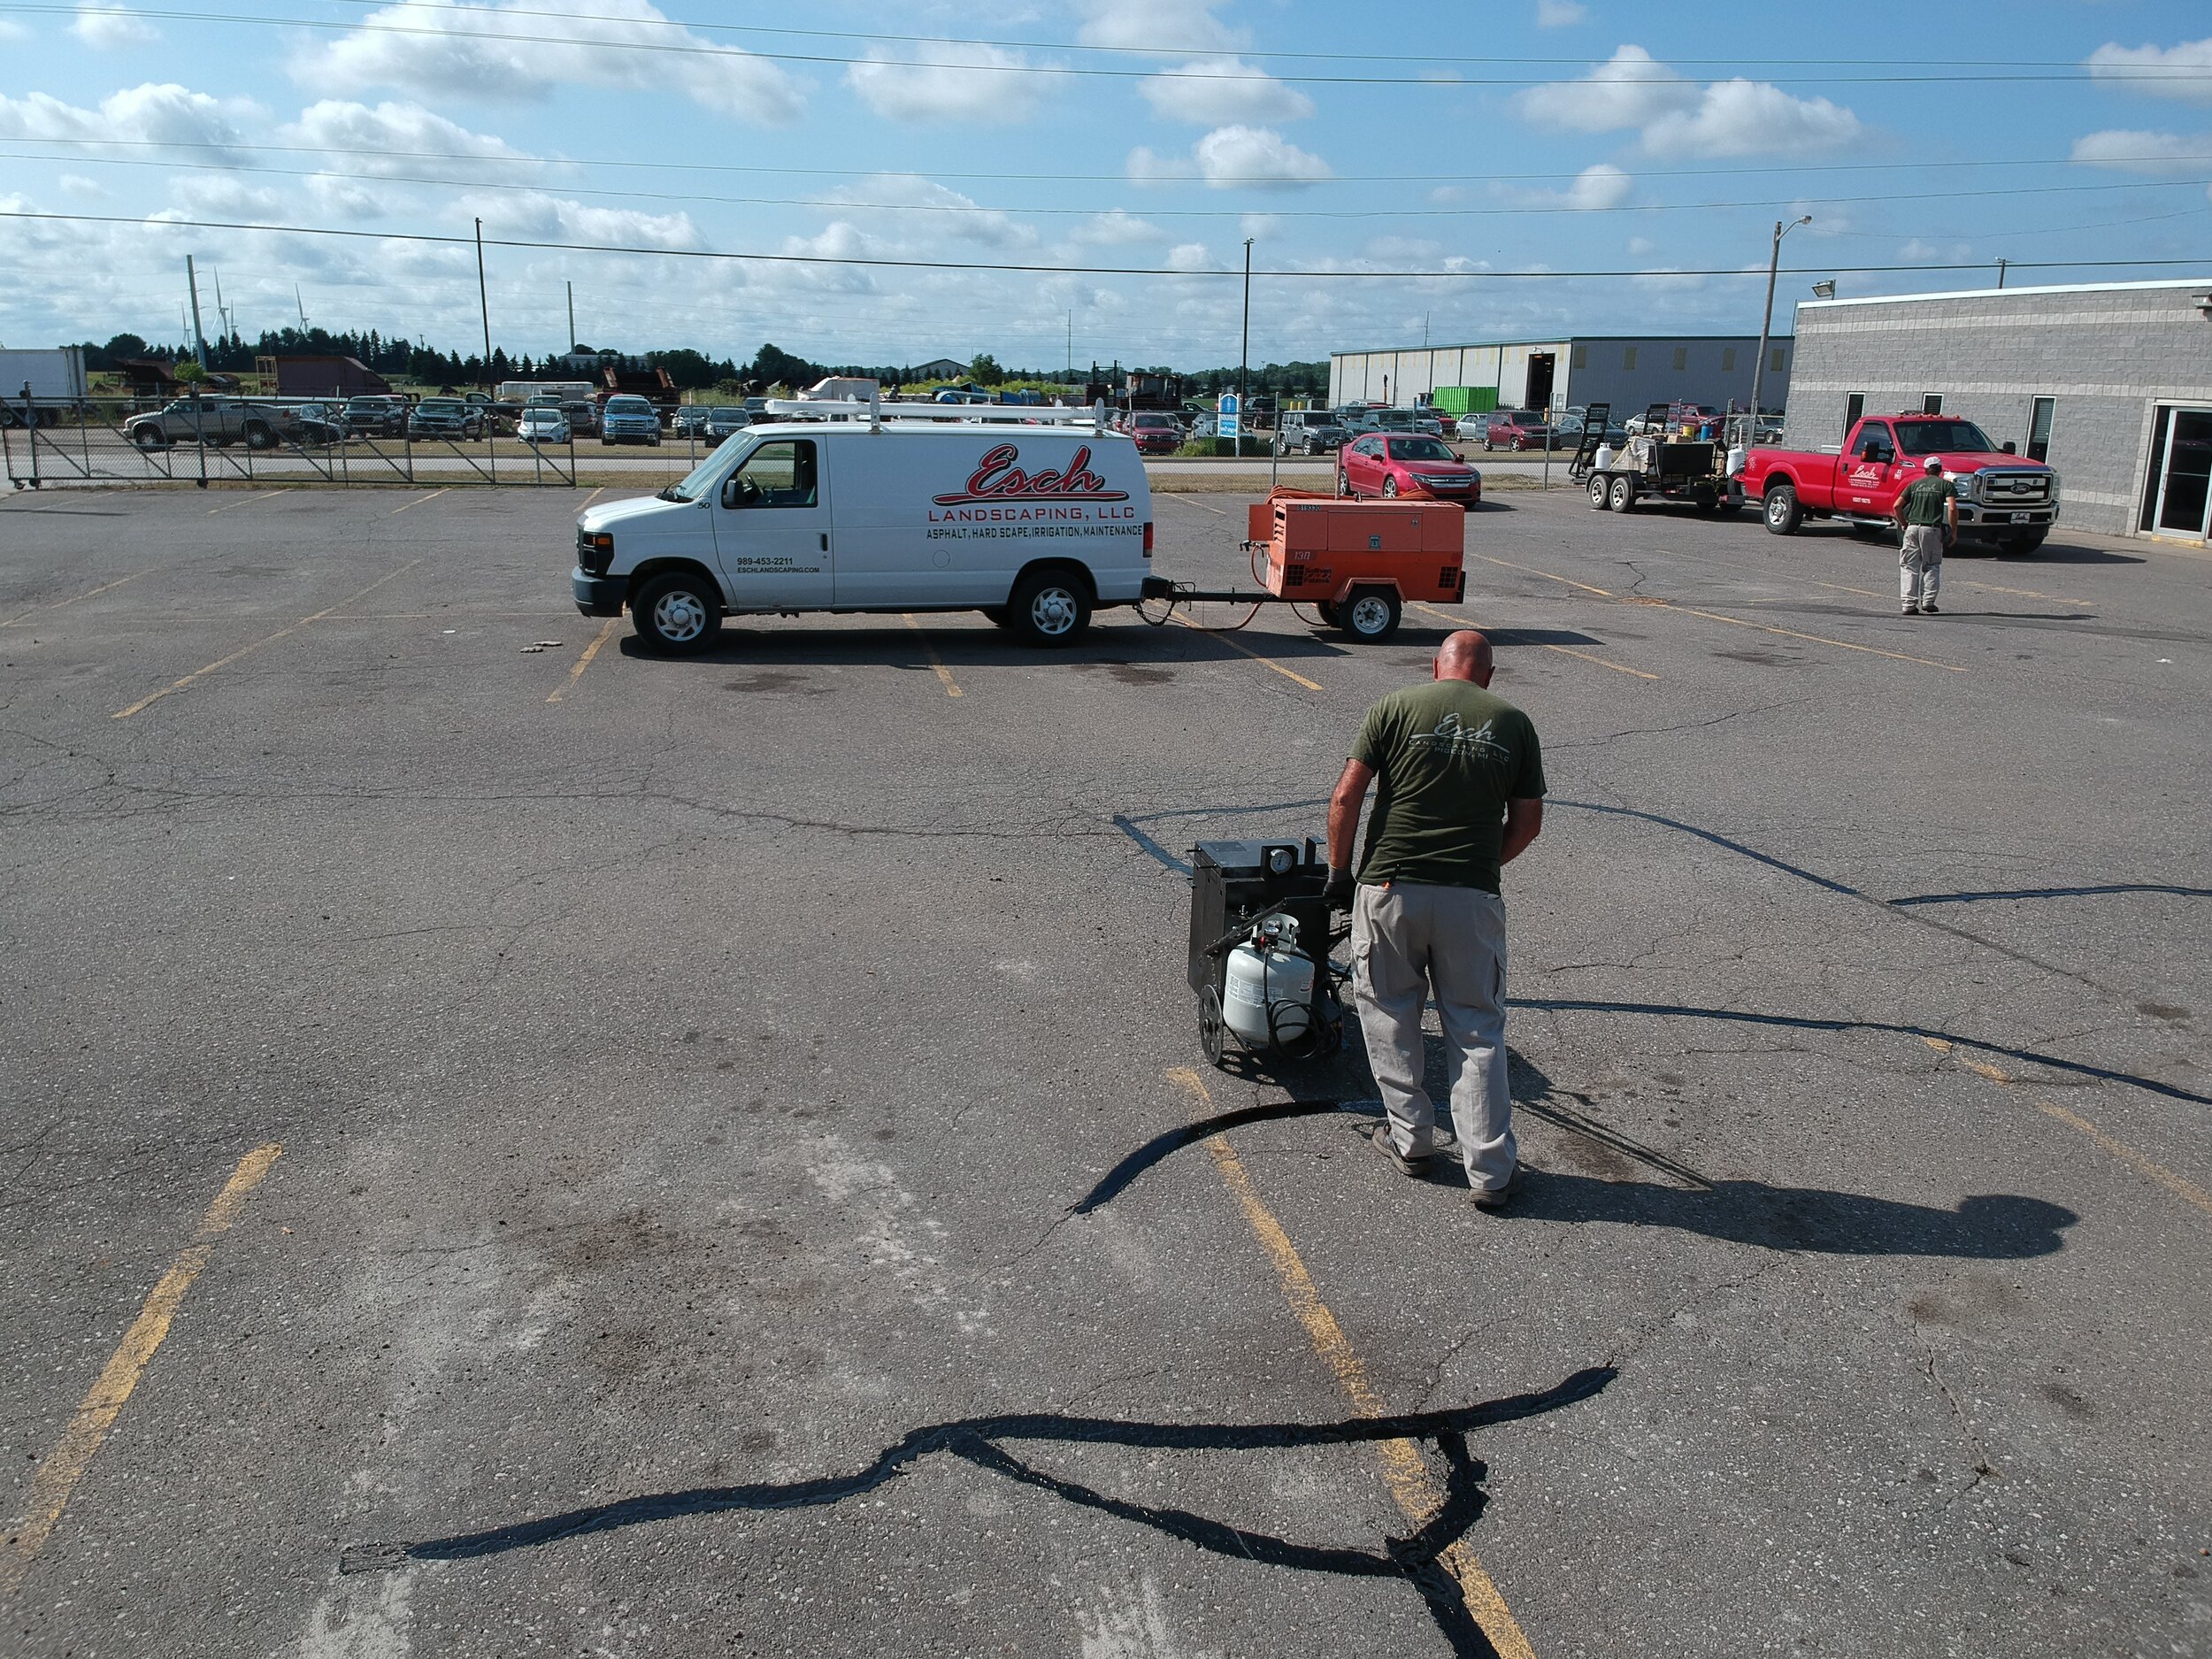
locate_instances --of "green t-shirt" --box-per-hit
[1898,474,1955,526]
[1351,681,1547,894]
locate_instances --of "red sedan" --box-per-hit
[1338,433,1482,503]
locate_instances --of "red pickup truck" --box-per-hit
[1742,413,2060,554]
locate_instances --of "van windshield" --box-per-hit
[659,440,741,503]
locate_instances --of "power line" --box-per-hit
[5,207,2205,281]
[12,146,2210,221]
[5,4,2209,87]
[9,134,2208,188]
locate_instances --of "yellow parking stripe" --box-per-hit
[388,487,449,515]
[0,1143,280,1593]
[0,567,161,628]
[548,617,620,703]
[1171,612,1323,691]
[206,488,295,516]
[1408,600,1657,680]
[902,614,964,698]
[1170,1068,1537,1659]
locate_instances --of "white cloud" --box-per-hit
[846,42,1057,124]
[72,4,158,48]
[1535,0,1586,25]
[464,189,703,251]
[1069,210,1169,246]
[0,83,264,162]
[1641,80,1861,157]
[58,173,104,197]
[304,174,392,220]
[1191,125,1331,189]
[1075,0,1242,53]
[1563,163,1632,210]
[172,175,284,219]
[2085,37,2212,106]
[1627,234,1656,256]
[823,174,1038,249]
[1141,57,1313,124]
[1898,238,1970,263]
[295,0,805,124]
[1164,242,1215,272]
[0,19,28,40]
[1516,45,1694,132]
[282,101,532,176]
[2070,127,2211,172]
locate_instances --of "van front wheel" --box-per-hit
[1010,570,1091,647]
[630,571,722,655]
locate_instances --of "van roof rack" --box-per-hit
[758,394,1115,434]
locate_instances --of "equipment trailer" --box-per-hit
[1580,403,1742,516]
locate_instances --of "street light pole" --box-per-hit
[1239,236,1254,461]
[1750,215,1810,434]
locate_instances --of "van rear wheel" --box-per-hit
[1009,569,1091,648]
[630,571,722,656]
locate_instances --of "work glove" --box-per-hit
[1322,867,1357,911]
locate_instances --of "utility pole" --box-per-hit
[185,256,209,369]
[1996,258,2008,289]
[1750,215,1810,429]
[474,217,495,389]
[1065,310,1072,386]
[1239,236,1254,461]
[566,279,576,352]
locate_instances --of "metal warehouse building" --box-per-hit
[1328,334,1792,420]
[1781,278,2212,543]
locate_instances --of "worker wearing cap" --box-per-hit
[1323,630,1545,1210]
[1895,457,1956,615]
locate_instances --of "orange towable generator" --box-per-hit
[1140,488,1466,642]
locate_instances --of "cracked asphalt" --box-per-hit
[2,481,2208,1658]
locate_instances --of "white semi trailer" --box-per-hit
[0,348,89,426]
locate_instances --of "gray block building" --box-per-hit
[1328,334,1792,420]
[1781,278,2212,543]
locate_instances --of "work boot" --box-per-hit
[1366,1121,1431,1177]
[1919,602,1939,614]
[1470,1165,1526,1212]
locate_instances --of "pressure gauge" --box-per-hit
[1265,845,1297,876]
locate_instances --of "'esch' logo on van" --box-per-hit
[932,444,1130,507]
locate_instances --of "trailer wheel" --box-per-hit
[1763,482,1802,535]
[630,570,723,656]
[1694,489,1718,514]
[1607,475,1634,513]
[1199,985,1228,1068]
[1586,474,1609,510]
[1340,587,1401,642]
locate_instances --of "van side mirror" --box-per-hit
[721,475,759,510]
[2001,440,2016,454]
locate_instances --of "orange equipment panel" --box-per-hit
[1246,488,1465,605]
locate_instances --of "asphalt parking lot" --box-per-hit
[2,480,2208,1658]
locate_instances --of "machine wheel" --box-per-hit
[1315,600,1341,628]
[1340,586,1402,642]
[1199,985,1228,1068]
[1010,567,1092,647]
[629,570,723,656]
[1763,482,1802,534]
[2000,530,2048,556]
[1607,475,1634,513]
[134,426,169,450]
[1587,474,1609,510]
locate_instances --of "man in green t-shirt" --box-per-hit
[1323,630,1546,1209]
[1895,456,1956,615]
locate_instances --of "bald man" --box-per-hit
[1324,630,1546,1209]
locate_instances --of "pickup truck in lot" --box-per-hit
[1743,413,2060,554]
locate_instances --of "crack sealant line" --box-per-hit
[1471,553,1967,672]
[1,1142,280,1595]
[111,557,426,718]
[1169,1065,1537,1659]
[1919,1038,2212,1222]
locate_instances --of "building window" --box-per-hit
[1721,347,1737,373]
[1571,343,1586,369]
[1923,394,1943,414]
[2027,396,2055,463]
[1671,347,1688,372]
[1623,347,1638,370]
[1770,348,1786,373]
[1844,393,1864,435]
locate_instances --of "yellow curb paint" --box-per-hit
[548,616,620,703]
[1,1143,280,1594]
[1169,1067,1537,1659]
[901,614,964,698]
[111,558,424,718]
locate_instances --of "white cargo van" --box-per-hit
[571,403,1155,652]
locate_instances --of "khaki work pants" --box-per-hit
[1901,525,1945,608]
[1351,881,1517,1193]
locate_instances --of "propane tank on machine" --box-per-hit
[1221,913,1315,1047]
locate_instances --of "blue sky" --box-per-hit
[1,0,2208,371]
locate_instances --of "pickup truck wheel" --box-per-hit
[1010,569,1091,648]
[1607,476,1634,513]
[1587,475,1609,510]
[1340,587,1401,643]
[134,426,169,450]
[1763,482,1802,535]
[243,422,276,450]
[630,571,722,656]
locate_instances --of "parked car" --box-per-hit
[561,399,598,437]
[1425,411,1459,440]
[518,403,571,444]
[1453,411,1493,445]
[600,394,662,446]
[1482,411,1556,452]
[671,406,710,438]
[285,401,342,446]
[342,396,410,439]
[1273,411,1350,455]
[704,406,752,443]
[1127,411,1182,455]
[1345,407,1443,437]
[408,397,485,441]
[124,396,313,451]
[1338,434,1482,503]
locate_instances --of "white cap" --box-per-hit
[1924,456,1943,472]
